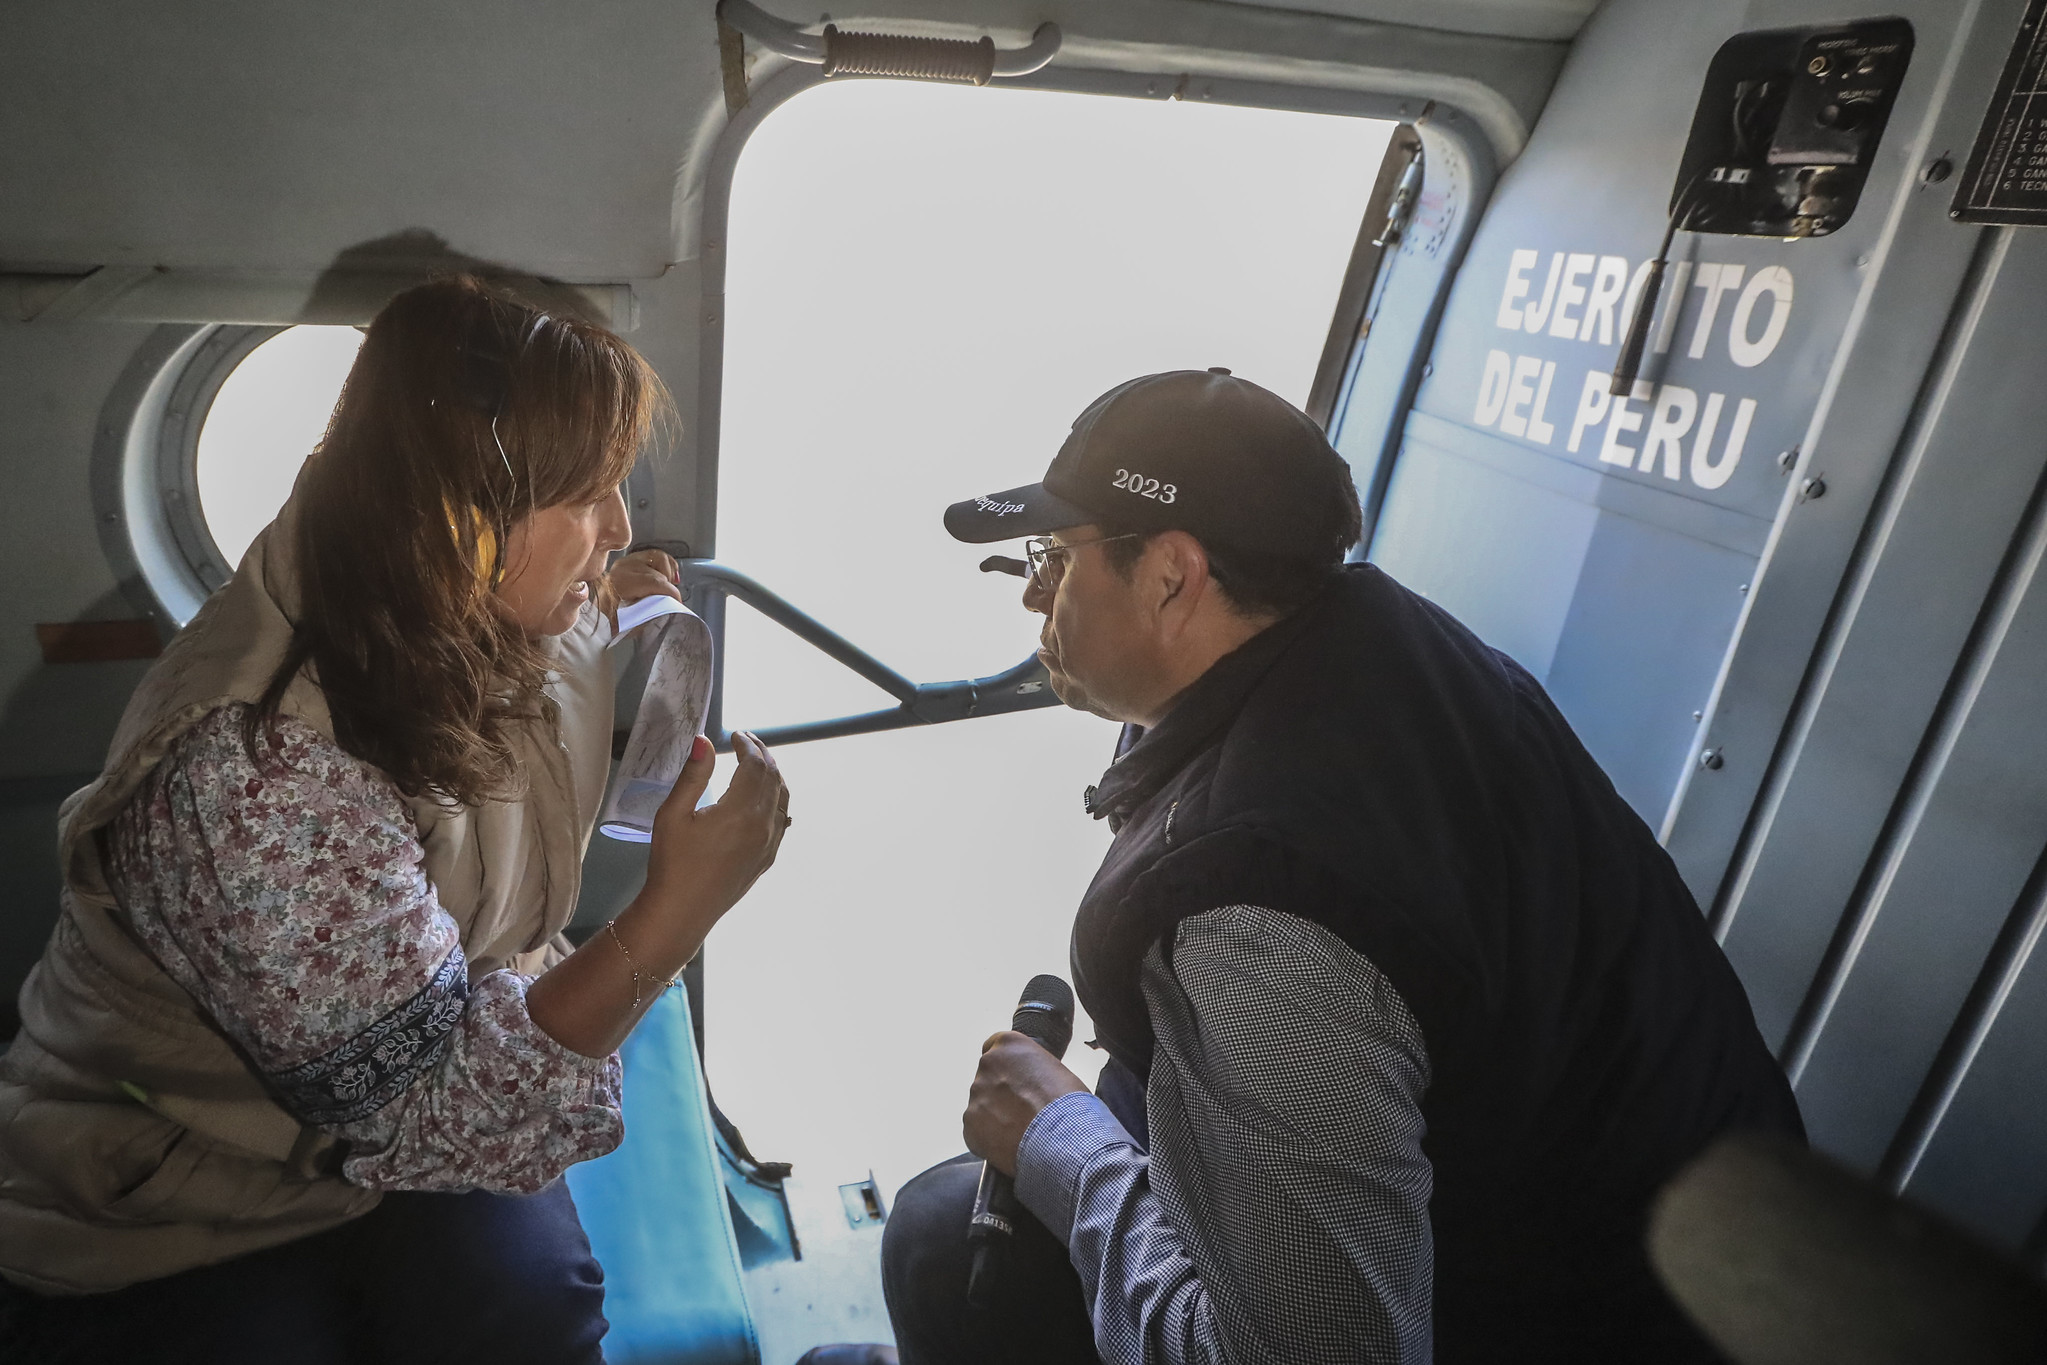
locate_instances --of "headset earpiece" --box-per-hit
[444,502,500,589]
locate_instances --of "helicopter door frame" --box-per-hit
[682,60,1501,748]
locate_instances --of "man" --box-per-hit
[879,369,1801,1365]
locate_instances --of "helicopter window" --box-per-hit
[146,323,363,604]
[705,78,1392,1244]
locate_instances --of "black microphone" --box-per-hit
[966,973,1075,1307]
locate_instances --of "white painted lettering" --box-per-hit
[1568,370,1613,453]
[1689,263,1745,359]
[1500,355,1543,436]
[1577,255,1631,345]
[1641,384,1698,480]
[1527,361,1559,444]
[1549,253,1596,339]
[1692,395,1755,490]
[1599,379,1653,467]
[1689,393,1724,483]
[1728,265,1794,368]
[1473,349,1512,426]
[1523,252,1565,334]
[1497,248,1538,330]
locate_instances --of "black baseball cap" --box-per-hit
[943,369,1355,558]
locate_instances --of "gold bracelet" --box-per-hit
[604,920,680,1010]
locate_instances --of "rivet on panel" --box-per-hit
[1699,748,1724,770]
[1800,476,1827,501]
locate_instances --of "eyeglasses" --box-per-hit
[1022,534,1141,590]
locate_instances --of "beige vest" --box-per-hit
[0,508,615,1294]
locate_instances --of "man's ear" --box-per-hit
[1149,531,1213,635]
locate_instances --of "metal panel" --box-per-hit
[1341,0,2047,1234]
[1662,0,2007,900]
[1364,0,1878,822]
[1373,414,1768,812]
[1545,513,1758,816]
[0,0,719,280]
[0,0,1566,282]
[1371,426,1601,675]
[1217,0,1598,43]
[1900,858,2047,1246]
[1789,411,2047,1168]
[1717,229,2047,1063]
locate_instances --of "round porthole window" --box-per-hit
[115,323,363,625]
[158,324,363,584]
[191,325,363,568]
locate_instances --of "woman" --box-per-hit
[0,277,788,1362]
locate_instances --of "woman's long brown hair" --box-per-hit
[250,275,669,808]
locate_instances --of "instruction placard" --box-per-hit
[1953,0,2047,223]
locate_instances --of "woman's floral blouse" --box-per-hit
[103,704,623,1191]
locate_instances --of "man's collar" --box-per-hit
[1084,599,1319,825]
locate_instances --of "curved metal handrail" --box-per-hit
[673,559,1060,750]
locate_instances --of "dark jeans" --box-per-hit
[0,1181,607,1365]
[880,1153,1099,1365]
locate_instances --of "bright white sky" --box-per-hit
[188,75,1389,1254]
[197,325,362,566]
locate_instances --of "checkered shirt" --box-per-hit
[1014,904,1434,1365]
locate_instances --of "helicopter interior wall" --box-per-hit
[0,318,164,1033]
[0,0,722,281]
[1359,0,2047,1255]
[1218,0,1597,42]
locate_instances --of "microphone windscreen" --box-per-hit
[1012,974,1075,1060]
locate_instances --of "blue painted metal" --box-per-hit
[1332,0,2047,1258]
[566,991,761,1365]
[715,1121,801,1270]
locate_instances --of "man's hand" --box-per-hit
[608,548,684,617]
[963,1031,1090,1176]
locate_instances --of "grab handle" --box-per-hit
[716,0,1060,84]
[671,559,1061,751]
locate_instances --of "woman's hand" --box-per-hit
[636,731,789,955]
[528,732,788,1059]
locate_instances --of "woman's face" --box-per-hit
[497,485,633,637]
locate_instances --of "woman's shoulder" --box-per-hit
[157,703,410,823]
[106,703,431,951]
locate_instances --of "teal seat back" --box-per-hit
[565,990,760,1365]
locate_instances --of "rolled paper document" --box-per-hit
[599,602,716,843]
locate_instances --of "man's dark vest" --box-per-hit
[1073,563,1801,1363]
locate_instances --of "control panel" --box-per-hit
[1672,19,1915,238]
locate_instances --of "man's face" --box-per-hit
[1022,525,1165,724]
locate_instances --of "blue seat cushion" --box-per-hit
[566,991,760,1365]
